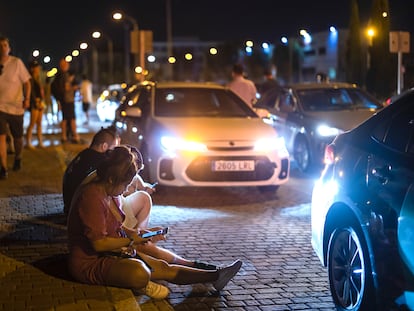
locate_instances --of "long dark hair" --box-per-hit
[96,146,137,186]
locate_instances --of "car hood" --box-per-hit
[153,117,278,140]
[303,109,377,131]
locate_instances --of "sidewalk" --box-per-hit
[0,107,154,311]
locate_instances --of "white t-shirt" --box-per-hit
[228,76,257,107]
[80,79,93,103]
[0,56,31,115]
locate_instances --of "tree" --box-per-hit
[346,0,363,86]
[366,0,394,98]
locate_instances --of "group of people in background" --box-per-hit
[0,35,92,180]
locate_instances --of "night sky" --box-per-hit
[0,0,412,66]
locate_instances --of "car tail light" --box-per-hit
[324,144,336,165]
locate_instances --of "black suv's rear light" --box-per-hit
[324,144,336,165]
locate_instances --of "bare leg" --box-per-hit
[26,111,36,147]
[136,242,195,266]
[61,120,67,141]
[0,134,7,169]
[105,257,151,289]
[36,110,43,146]
[122,191,151,229]
[137,252,219,285]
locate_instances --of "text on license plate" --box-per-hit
[212,160,255,171]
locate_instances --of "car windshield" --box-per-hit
[154,88,257,118]
[297,88,381,111]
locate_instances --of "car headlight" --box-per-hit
[254,137,287,153]
[161,136,207,153]
[316,124,342,137]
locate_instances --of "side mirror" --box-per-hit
[122,107,142,118]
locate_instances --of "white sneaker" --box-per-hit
[213,259,243,291]
[141,281,170,299]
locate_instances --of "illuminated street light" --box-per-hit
[32,50,40,58]
[113,10,142,82]
[209,47,218,55]
[92,30,114,83]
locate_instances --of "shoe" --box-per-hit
[61,138,68,144]
[193,261,217,270]
[139,281,170,299]
[13,159,21,171]
[0,167,7,180]
[38,142,45,148]
[213,260,242,291]
[26,144,35,150]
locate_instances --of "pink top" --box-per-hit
[67,182,125,284]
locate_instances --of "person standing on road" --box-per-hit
[228,63,257,107]
[258,67,281,96]
[26,60,45,149]
[79,73,92,125]
[0,35,31,179]
[67,145,242,299]
[51,58,80,143]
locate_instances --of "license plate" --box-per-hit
[212,160,255,171]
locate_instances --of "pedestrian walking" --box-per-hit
[26,60,45,149]
[51,58,80,143]
[79,73,93,125]
[0,35,31,179]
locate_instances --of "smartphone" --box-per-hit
[150,182,158,189]
[140,227,168,238]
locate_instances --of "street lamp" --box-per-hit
[92,31,114,84]
[113,11,140,83]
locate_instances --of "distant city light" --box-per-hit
[184,53,193,60]
[300,29,312,45]
[135,66,143,74]
[43,56,51,64]
[92,31,101,39]
[65,55,73,62]
[168,56,176,64]
[209,47,218,55]
[245,46,253,55]
[245,40,253,47]
[71,50,79,57]
[32,50,40,57]
[329,26,337,34]
[147,55,156,63]
[382,11,388,18]
[281,37,288,45]
[79,42,88,50]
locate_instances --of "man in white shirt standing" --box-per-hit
[0,35,31,179]
[80,73,93,125]
[228,63,257,107]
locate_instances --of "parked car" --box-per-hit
[254,82,383,173]
[113,81,290,190]
[311,88,414,311]
[96,83,128,122]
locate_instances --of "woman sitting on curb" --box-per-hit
[67,145,242,299]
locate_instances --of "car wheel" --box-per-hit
[293,136,311,173]
[328,226,375,311]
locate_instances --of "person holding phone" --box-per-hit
[67,146,243,299]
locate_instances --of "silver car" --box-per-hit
[255,82,383,173]
[114,81,290,191]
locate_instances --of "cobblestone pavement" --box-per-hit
[0,108,336,311]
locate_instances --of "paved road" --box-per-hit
[0,107,336,310]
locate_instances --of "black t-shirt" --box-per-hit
[62,148,107,214]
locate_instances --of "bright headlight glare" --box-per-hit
[316,125,342,137]
[254,137,286,151]
[161,136,207,152]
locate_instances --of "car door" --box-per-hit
[366,102,414,295]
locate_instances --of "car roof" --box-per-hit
[285,82,358,90]
[137,80,226,90]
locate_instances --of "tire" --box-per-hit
[328,226,375,311]
[293,136,312,173]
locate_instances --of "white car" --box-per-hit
[96,83,128,122]
[114,81,290,191]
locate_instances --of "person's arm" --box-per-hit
[23,80,31,110]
